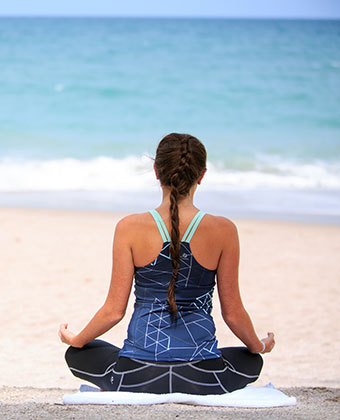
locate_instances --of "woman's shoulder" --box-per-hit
[199,214,239,260]
[114,212,153,233]
[115,211,238,242]
[203,213,238,236]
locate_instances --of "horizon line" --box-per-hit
[0,14,339,20]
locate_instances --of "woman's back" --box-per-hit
[127,208,231,271]
[60,133,272,394]
[119,208,235,362]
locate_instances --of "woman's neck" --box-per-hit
[158,186,198,212]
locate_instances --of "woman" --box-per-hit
[59,133,275,395]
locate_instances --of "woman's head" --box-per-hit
[154,133,207,196]
[154,133,207,317]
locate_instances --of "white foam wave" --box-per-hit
[0,155,339,192]
[0,156,156,192]
[204,159,340,190]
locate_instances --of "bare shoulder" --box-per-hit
[203,214,239,238]
[114,212,152,234]
[201,214,239,257]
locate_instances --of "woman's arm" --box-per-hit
[216,219,275,354]
[59,217,135,348]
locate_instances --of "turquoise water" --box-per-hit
[0,18,340,220]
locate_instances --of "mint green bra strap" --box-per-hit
[181,211,206,243]
[149,210,171,243]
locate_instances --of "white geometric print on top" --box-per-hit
[119,210,221,361]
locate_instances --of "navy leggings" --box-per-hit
[65,340,263,395]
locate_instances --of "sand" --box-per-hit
[0,207,339,418]
[0,386,339,420]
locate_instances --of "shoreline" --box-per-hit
[1,203,339,226]
[1,206,339,391]
[0,187,339,226]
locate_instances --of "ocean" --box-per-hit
[0,17,339,222]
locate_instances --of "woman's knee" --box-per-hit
[65,345,80,367]
[64,340,121,368]
[220,346,264,375]
[241,347,264,374]
[253,352,264,374]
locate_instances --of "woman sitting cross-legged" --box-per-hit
[58,133,275,394]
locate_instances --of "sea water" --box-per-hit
[0,17,339,222]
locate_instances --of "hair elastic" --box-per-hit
[259,340,266,354]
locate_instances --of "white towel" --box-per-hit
[63,383,296,407]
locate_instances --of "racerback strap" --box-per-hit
[149,209,171,242]
[181,210,205,243]
[150,209,205,243]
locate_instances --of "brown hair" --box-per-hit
[155,133,207,317]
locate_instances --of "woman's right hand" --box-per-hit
[260,332,275,353]
[59,323,77,347]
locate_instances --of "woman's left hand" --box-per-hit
[58,323,76,346]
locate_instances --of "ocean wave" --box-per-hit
[0,155,339,192]
[205,156,340,190]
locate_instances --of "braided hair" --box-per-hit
[154,133,207,316]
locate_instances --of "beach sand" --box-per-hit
[1,207,339,418]
[1,386,340,420]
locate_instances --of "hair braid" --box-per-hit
[154,133,207,318]
[168,183,180,316]
[167,137,191,317]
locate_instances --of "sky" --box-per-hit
[0,0,339,19]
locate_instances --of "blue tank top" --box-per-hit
[119,210,221,361]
